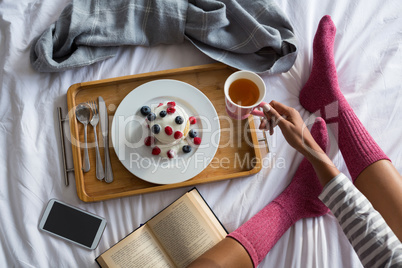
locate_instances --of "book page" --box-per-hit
[97,225,175,268]
[186,190,227,239]
[147,191,226,268]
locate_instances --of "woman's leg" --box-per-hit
[189,118,330,267]
[354,161,402,239]
[299,15,402,240]
[188,237,253,268]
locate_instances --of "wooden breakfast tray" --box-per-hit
[67,63,267,202]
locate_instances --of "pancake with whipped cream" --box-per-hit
[148,101,190,144]
[140,101,198,159]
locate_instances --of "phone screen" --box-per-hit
[40,200,107,249]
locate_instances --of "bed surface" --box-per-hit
[1,0,402,267]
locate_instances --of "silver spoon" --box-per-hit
[76,103,91,172]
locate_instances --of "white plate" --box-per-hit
[111,79,220,185]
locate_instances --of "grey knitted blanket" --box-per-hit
[30,0,297,74]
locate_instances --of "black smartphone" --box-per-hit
[39,199,107,250]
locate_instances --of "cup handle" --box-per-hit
[250,102,268,117]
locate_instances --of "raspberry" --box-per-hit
[167,150,176,159]
[144,136,155,146]
[167,101,176,107]
[167,107,176,114]
[165,126,173,135]
[157,102,163,107]
[189,129,197,138]
[152,147,161,155]
[182,145,192,153]
[189,116,197,124]
[194,137,201,145]
[174,131,183,139]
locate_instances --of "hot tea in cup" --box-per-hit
[224,71,267,120]
[228,78,260,106]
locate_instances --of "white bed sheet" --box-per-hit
[1,0,402,267]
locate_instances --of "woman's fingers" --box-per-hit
[260,104,273,134]
[258,100,314,152]
[269,100,292,116]
[259,100,304,136]
[262,102,287,134]
[259,118,268,130]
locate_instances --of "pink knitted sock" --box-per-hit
[228,118,329,267]
[299,15,390,182]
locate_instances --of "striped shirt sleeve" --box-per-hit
[319,173,402,267]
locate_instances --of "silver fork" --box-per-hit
[89,100,105,180]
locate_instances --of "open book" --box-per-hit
[96,188,227,268]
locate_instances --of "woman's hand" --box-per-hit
[260,100,340,186]
[259,100,319,156]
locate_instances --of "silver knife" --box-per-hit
[98,96,114,183]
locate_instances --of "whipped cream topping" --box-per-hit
[141,101,202,159]
[148,102,189,144]
[157,139,189,158]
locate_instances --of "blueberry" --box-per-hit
[147,112,156,121]
[151,124,161,134]
[182,145,192,153]
[140,106,151,116]
[189,129,197,138]
[175,116,184,124]
[159,110,167,117]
